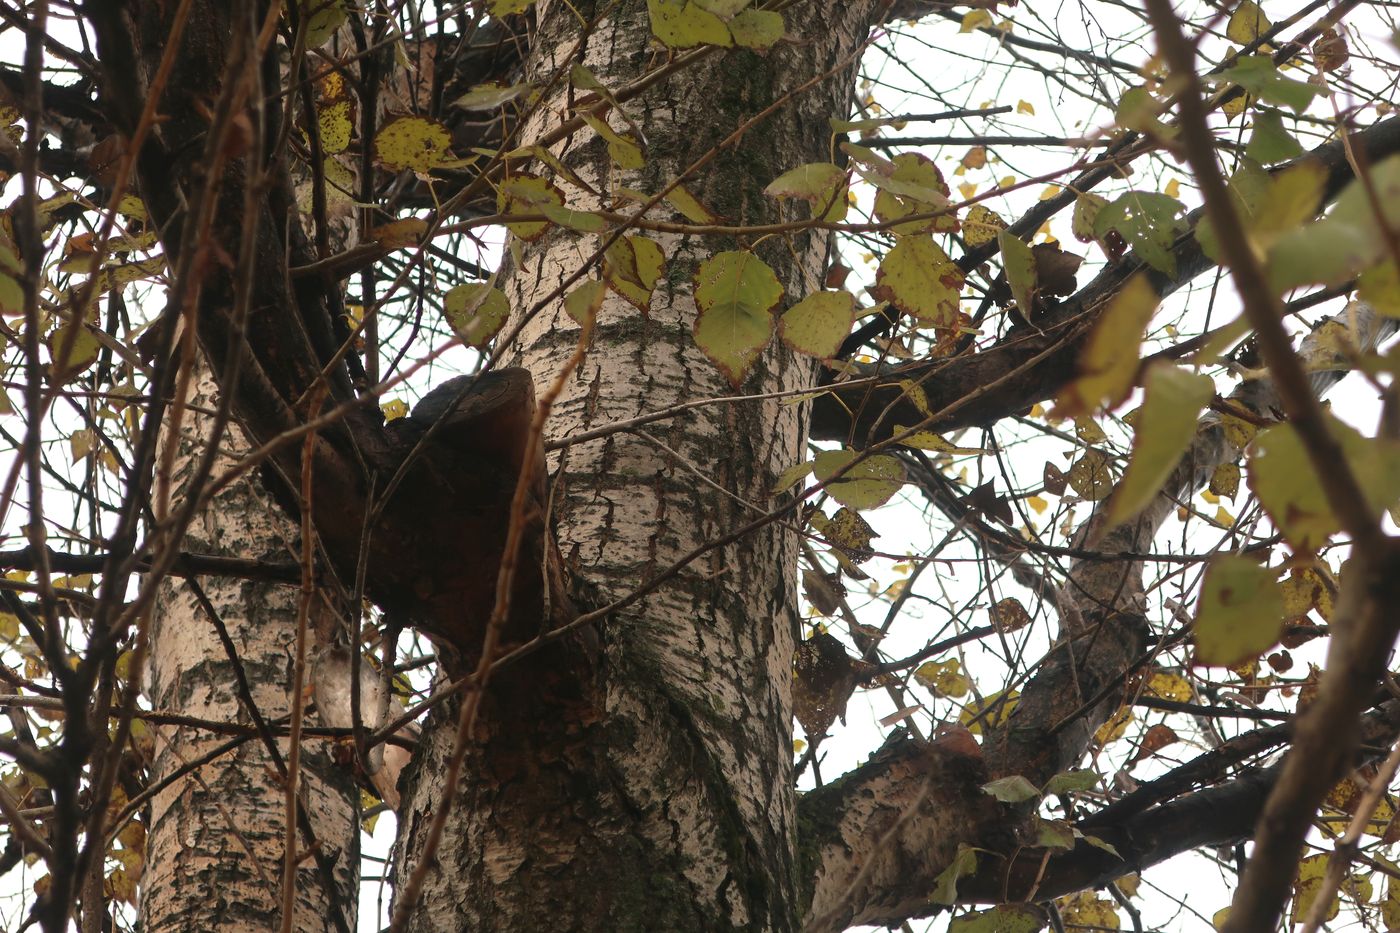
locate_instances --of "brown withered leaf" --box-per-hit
[792,633,876,739]
[990,597,1032,633]
[1032,243,1083,298]
[1129,723,1179,765]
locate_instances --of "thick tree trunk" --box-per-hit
[140,367,359,932]
[391,3,872,929]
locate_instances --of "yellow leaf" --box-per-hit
[1054,274,1159,416]
[960,9,993,32]
[1017,100,1035,115]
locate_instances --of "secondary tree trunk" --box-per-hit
[391,3,873,929]
[140,366,360,932]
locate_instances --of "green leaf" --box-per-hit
[1072,193,1108,245]
[1246,109,1304,164]
[1218,55,1320,113]
[1094,191,1187,276]
[870,235,965,327]
[811,449,905,510]
[931,844,979,906]
[647,0,732,48]
[998,231,1036,318]
[1054,273,1159,416]
[981,775,1040,803]
[948,905,1046,933]
[298,0,347,48]
[779,291,855,359]
[764,162,848,222]
[603,235,666,311]
[693,251,783,386]
[497,173,565,241]
[452,82,532,111]
[1195,554,1285,667]
[1249,414,1400,551]
[540,204,606,233]
[664,184,719,223]
[1104,365,1215,530]
[580,113,645,169]
[728,9,784,49]
[1359,260,1400,317]
[1036,818,1076,851]
[564,279,607,327]
[1115,86,1172,137]
[1043,769,1099,796]
[442,284,510,347]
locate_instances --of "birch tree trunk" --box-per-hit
[140,367,359,932]
[391,2,873,929]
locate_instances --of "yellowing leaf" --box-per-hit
[728,8,783,48]
[1227,0,1272,45]
[374,116,458,174]
[1068,448,1114,501]
[369,217,427,248]
[442,283,509,347]
[1105,365,1214,529]
[497,173,565,241]
[1094,707,1134,745]
[1017,100,1035,115]
[647,0,732,48]
[665,184,719,223]
[811,449,905,510]
[1249,414,1400,552]
[580,113,645,170]
[1144,670,1193,702]
[1194,555,1284,666]
[779,291,855,359]
[982,775,1040,803]
[1054,274,1159,416]
[998,231,1036,317]
[1292,854,1338,925]
[539,204,606,233]
[453,82,533,111]
[960,9,993,31]
[914,657,971,697]
[870,235,964,327]
[871,152,956,235]
[960,688,1019,735]
[693,251,783,386]
[564,279,607,327]
[764,162,848,221]
[603,235,665,311]
[298,0,347,48]
[948,906,1045,933]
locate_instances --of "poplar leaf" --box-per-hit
[764,162,848,221]
[1094,191,1188,276]
[603,235,666,312]
[647,0,733,48]
[374,116,459,174]
[1055,274,1159,415]
[1072,193,1108,244]
[960,9,993,31]
[1194,555,1284,666]
[963,205,1006,246]
[298,0,347,48]
[931,845,979,905]
[442,284,509,347]
[580,113,645,169]
[693,251,783,386]
[870,153,957,235]
[1227,1,1272,45]
[948,906,1045,933]
[1104,365,1214,530]
[540,204,606,233]
[564,279,607,326]
[1219,56,1320,113]
[811,449,905,510]
[728,9,784,49]
[1249,414,1400,551]
[870,235,965,327]
[453,82,532,110]
[982,775,1040,803]
[779,291,855,359]
[1246,109,1304,163]
[498,174,565,241]
[998,231,1036,316]
[665,184,719,223]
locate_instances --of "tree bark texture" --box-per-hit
[141,367,359,932]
